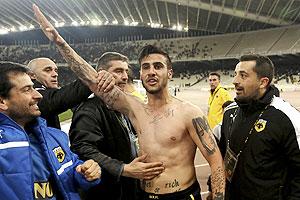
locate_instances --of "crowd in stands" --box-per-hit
[1,25,300,65]
[1,39,299,88]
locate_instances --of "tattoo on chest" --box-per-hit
[145,107,175,124]
[165,179,180,189]
[192,117,216,156]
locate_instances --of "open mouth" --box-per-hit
[235,87,243,94]
[30,103,40,110]
[147,78,158,85]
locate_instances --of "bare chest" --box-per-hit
[137,107,188,146]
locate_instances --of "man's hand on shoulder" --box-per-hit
[122,154,165,180]
[76,159,101,181]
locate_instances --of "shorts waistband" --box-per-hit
[143,181,200,200]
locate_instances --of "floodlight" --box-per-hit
[131,21,138,26]
[19,25,27,31]
[0,28,8,35]
[124,20,129,26]
[177,25,183,31]
[71,21,79,26]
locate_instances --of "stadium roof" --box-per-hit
[0,0,300,35]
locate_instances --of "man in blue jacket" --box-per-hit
[0,61,101,200]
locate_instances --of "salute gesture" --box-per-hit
[33,4,64,46]
[32,4,116,93]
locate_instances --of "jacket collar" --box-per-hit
[0,112,47,132]
[235,86,275,114]
[211,84,221,95]
[33,79,46,90]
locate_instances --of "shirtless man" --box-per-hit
[33,4,225,200]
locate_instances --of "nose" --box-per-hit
[148,65,156,76]
[232,74,239,85]
[122,71,128,81]
[33,89,43,100]
[52,70,58,77]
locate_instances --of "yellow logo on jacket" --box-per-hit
[34,181,54,199]
[53,146,65,163]
[255,119,267,132]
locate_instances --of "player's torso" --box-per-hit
[135,101,197,194]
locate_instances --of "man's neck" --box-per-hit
[147,90,172,108]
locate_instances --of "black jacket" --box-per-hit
[219,87,300,200]
[34,80,91,129]
[69,96,139,200]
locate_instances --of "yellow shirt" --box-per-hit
[131,91,146,102]
[208,84,232,129]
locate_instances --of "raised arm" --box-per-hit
[32,4,140,117]
[187,106,225,200]
[33,4,97,90]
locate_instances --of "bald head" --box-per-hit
[28,58,59,89]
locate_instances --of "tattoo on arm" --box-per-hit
[58,44,97,85]
[102,89,132,115]
[211,166,225,200]
[192,116,216,155]
[102,89,121,108]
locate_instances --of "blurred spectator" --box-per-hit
[207,72,232,129]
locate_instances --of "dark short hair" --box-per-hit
[0,61,29,98]
[96,52,128,71]
[240,54,274,85]
[138,45,172,69]
[209,72,221,80]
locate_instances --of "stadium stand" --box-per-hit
[1,25,299,65]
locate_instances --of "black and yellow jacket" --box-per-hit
[219,86,300,200]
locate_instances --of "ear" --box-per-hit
[28,71,36,79]
[0,97,8,111]
[259,77,270,89]
[168,69,173,79]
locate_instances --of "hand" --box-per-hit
[76,159,101,181]
[122,154,165,180]
[96,70,115,93]
[33,4,65,45]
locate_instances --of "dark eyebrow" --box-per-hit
[153,62,165,65]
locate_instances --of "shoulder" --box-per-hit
[218,86,231,95]
[223,101,238,113]
[270,96,300,130]
[175,98,205,119]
